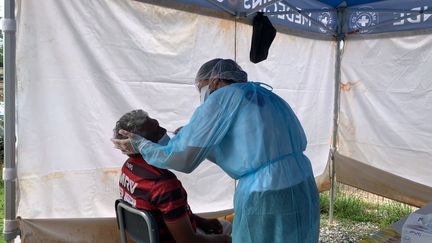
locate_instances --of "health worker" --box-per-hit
[112,58,320,243]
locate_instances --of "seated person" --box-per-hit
[113,109,231,243]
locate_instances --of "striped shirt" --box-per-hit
[119,157,196,243]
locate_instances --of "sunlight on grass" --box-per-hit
[320,190,414,228]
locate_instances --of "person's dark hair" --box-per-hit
[113,109,166,153]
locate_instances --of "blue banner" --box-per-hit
[346,0,432,34]
[152,0,432,36]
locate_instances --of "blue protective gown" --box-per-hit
[135,82,320,243]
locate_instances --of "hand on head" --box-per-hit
[111,129,140,155]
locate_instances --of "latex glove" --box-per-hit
[111,129,147,155]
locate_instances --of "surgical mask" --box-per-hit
[157,133,170,146]
[200,85,210,104]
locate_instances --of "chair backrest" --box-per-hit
[115,199,159,243]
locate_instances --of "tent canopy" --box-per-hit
[143,0,432,37]
[320,0,383,7]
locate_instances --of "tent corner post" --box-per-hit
[3,227,20,242]
[2,0,19,242]
[329,6,346,224]
[328,150,337,224]
[328,37,343,224]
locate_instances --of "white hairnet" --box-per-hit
[195,58,248,84]
[209,59,248,83]
[195,58,223,83]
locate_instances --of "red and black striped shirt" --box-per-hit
[119,157,197,243]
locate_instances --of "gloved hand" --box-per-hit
[111,129,147,155]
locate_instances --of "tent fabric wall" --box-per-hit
[335,153,432,207]
[15,0,333,220]
[18,218,119,243]
[16,0,237,218]
[339,33,432,190]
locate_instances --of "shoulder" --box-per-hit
[151,175,188,208]
[212,82,250,98]
[126,157,174,180]
[152,173,184,194]
[203,83,252,109]
[210,82,268,103]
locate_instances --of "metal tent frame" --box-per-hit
[2,0,18,242]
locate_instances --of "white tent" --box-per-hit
[2,0,432,242]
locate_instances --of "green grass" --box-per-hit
[320,190,414,228]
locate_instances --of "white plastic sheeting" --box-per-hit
[340,34,432,188]
[16,0,334,219]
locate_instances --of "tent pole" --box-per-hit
[2,0,19,242]
[329,6,345,224]
[329,39,342,224]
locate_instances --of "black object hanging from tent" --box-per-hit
[250,12,276,64]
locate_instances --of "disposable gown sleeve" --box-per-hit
[135,89,240,173]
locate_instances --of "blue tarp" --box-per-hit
[167,0,432,36]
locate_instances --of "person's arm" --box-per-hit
[150,178,229,243]
[113,130,205,173]
[165,216,231,243]
[194,214,223,234]
[111,87,243,173]
[114,89,241,173]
